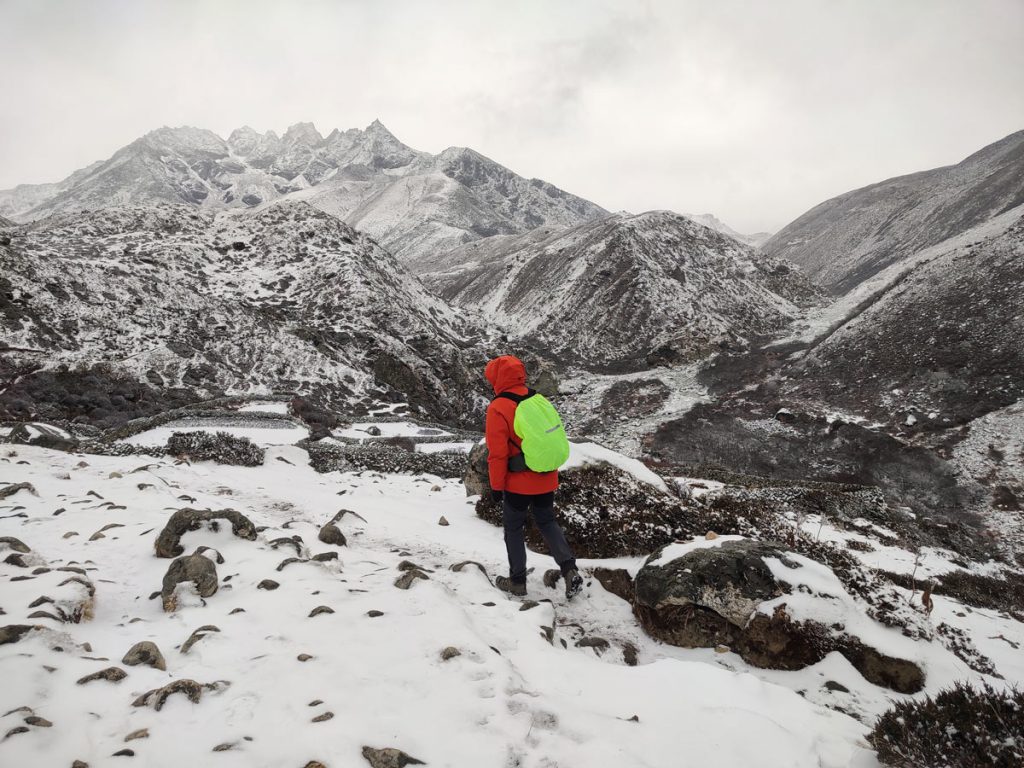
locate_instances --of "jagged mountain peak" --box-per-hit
[282,122,323,146]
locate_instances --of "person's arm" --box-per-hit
[485,403,510,495]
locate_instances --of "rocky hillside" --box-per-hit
[422,211,819,371]
[762,129,1024,294]
[0,202,486,425]
[0,122,606,265]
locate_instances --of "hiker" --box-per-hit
[483,354,583,599]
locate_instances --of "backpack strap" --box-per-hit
[494,388,536,404]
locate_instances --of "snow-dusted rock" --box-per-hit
[635,536,926,692]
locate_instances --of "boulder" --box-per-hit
[160,553,218,612]
[634,537,925,693]
[122,641,166,671]
[361,746,426,768]
[8,423,78,452]
[154,508,257,558]
[463,442,489,498]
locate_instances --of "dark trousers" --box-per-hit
[502,491,576,583]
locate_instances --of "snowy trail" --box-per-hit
[3,444,881,766]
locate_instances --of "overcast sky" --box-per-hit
[1,0,1022,232]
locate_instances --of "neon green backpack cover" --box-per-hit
[512,392,570,472]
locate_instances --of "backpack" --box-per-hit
[495,389,571,473]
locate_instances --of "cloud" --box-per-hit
[1,0,1022,232]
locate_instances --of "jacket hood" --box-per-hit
[484,355,527,395]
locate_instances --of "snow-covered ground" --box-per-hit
[119,419,309,448]
[2,444,1021,767]
[236,401,290,415]
[334,421,453,440]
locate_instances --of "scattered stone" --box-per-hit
[705,531,719,540]
[440,647,461,661]
[450,561,490,580]
[161,552,218,612]
[311,711,334,723]
[276,557,306,572]
[824,680,850,693]
[431,485,442,492]
[229,608,245,615]
[88,532,106,542]
[0,482,36,500]
[0,536,30,553]
[367,610,384,618]
[213,742,235,752]
[361,746,426,767]
[73,762,89,768]
[77,667,127,685]
[154,508,256,559]
[112,749,135,757]
[4,726,29,739]
[715,645,731,654]
[621,642,639,666]
[125,728,150,741]
[257,579,280,591]
[181,625,221,654]
[311,552,338,563]
[519,601,540,611]
[308,700,324,706]
[24,716,52,727]
[394,570,428,590]
[269,536,304,555]
[438,516,449,527]
[133,679,228,711]
[543,570,561,589]
[4,553,30,568]
[297,654,314,662]
[63,532,79,539]
[309,606,335,618]
[576,637,610,653]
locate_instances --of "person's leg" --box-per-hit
[502,492,530,583]
[530,492,576,574]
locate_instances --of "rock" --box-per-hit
[180,625,221,654]
[309,606,335,617]
[125,728,150,741]
[633,538,926,693]
[154,508,257,558]
[132,679,227,711]
[824,680,850,693]
[361,746,426,767]
[437,516,449,526]
[394,570,428,590]
[72,762,89,768]
[715,645,731,654]
[0,536,30,553]
[993,485,1020,511]
[161,553,218,612]
[297,654,314,662]
[705,531,719,540]
[575,637,610,653]
[311,711,334,723]
[311,552,338,563]
[450,561,490,579]
[592,567,633,603]
[76,667,127,685]
[318,509,361,546]
[269,536,304,555]
[257,579,280,591]
[24,716,52,727]
[621,642,639,666]
[122,641,166,671]
[462,442,489,498]
[543,570,561,589]
[367,610,384,618]
[440,646,461,660]
[4,725,29,739]
[9,423,77,451]
[519,601,539,611]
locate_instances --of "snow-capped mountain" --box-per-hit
[0,121,606,265]
[421,210,819,370]
[0,202,484,421]
[762,129,1024,294]
[683,213,772,247]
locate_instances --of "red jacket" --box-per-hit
[484,355,559,495]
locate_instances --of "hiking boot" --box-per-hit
[495,576,527,597]
[564,569,584,600]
